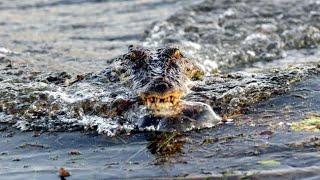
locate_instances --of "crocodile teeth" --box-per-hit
[141,90,183,113]
[144,95,179,110]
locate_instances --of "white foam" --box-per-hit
[243,33,268,43]
[0,113,14,123]
[201,59,219,73]
[14,120,29,131]
[219,8,236,18]
[0,47,12,54]
[44,83,107,104]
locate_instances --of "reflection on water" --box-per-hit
[147,132,185,156]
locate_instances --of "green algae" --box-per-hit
[258,159,281,167]
[291,116,320,132]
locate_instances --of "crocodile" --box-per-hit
[91,45,222,130]
[0,45,319,135]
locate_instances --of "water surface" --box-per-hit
[0,0,320,179]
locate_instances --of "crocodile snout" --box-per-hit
[140,78,183,116]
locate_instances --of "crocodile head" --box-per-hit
[96,45,221,130]
[123,45,204,116]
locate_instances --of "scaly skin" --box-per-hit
[100,45,205,116]
[92,45,221,130]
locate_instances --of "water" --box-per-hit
[0,0,320,179]
[0,0,194,74]
[1,77,320,178]
[144,0,320,72]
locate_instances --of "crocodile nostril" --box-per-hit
[154,82,169,92]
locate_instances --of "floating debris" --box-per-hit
[68,149,82,155]
[58,167,71,178]
[18,143,49,149]
[259,130,274,136]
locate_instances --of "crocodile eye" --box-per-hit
[171,49,182,59]
[126,45,148,62]
[129,51,137,61]
[167,48,183,59]
[127,50,146,62]
[161,47,184,59]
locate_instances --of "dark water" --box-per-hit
[1,0,320,179]
[1,77,320,179]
